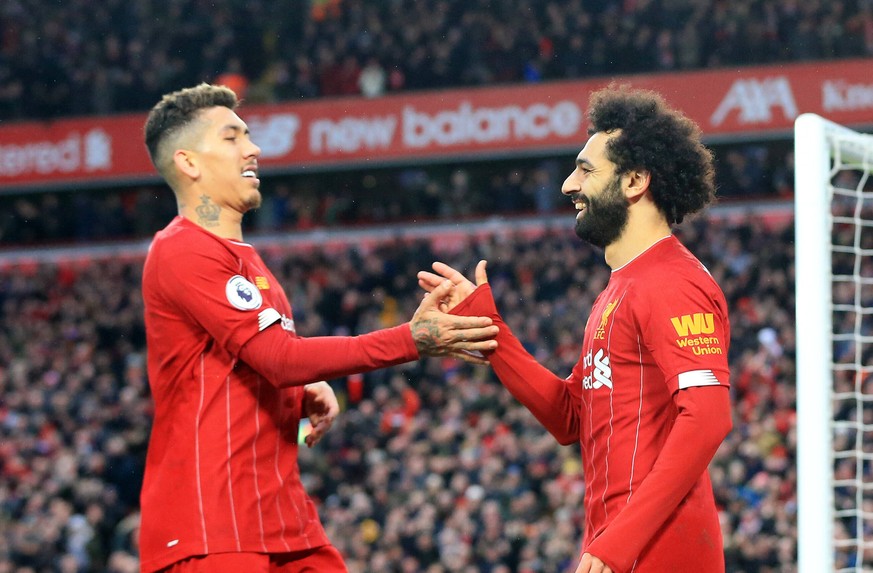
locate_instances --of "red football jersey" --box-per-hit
[139,217,416,572]
[140,217,328,572]
[570,235,730,570]
[453,235,731,572]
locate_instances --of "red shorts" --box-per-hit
[157,546,348,573]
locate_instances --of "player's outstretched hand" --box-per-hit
[301,381,339,448]
[410,273,497,365]
[417,260,489,313]
[574,553,613,573]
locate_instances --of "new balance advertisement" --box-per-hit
[2,58,872,191]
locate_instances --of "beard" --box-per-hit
[243,188,263,211]
[574,175,630,248]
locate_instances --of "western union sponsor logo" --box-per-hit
[676,336,720,347]
[676,334,722,355]
[670,313,714,336]
[692,346,723,355]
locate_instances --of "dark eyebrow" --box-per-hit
[220,124,250,135]
[576,157,594,169]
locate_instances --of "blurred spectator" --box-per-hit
[359,56,387,98]
[214,57,250,100]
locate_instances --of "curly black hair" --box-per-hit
[143,83,238,183]
[587,84,716,224]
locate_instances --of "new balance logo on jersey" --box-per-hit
[670,313,714,336]
[582,349,613,390]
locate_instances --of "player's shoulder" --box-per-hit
[665,238,714,278]
[632,236,720,293]
[624,238,727,324]
[145,217,229,269]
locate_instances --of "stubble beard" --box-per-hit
[243,188,262,211]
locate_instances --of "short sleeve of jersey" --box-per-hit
[152,235,270,358]
[636,266,730,395]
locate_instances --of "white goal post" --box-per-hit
[795,113,873,573]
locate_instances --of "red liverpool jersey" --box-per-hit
[140,217,420,572]
[453,235,731,572]
[140,217,329,572]
[570,235,730,570]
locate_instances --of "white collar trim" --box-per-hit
[612,234,673,272]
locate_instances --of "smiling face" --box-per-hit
[561,131,630,248]
[181,106,262,214]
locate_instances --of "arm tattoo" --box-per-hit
[412,318,445,356]
[195,194,221,227]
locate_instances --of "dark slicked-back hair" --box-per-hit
[587,84,716,224]
[144,83,238,183]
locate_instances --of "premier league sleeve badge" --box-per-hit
[225,275,263,310]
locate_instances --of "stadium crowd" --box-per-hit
[0,139,795,248]
[0,0,853,570]
[0,0,806,249]
[0,208,803,572]
[1,0,871,121]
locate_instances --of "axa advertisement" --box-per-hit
[2,58,872,190]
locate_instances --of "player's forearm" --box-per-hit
[454,285,580,444]
[585,385,732,572]
[239,323,419,387]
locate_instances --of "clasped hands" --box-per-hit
[302,260,491,447]
[411,260,493,364]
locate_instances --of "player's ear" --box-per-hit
[173,149,200,181]
[624,169,651,201]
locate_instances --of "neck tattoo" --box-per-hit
[195,195,221,227]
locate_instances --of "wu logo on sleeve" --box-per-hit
[670,312,722,356]
[670,313,714,336]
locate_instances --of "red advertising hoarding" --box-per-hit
[2,58,872,191]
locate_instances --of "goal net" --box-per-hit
[795,113,873,572]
